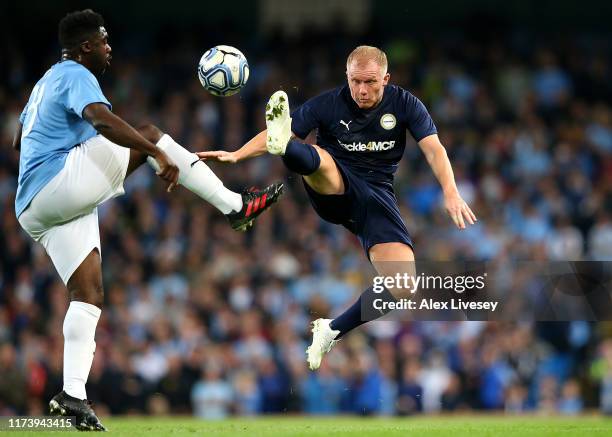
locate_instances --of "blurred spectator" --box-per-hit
[557,379,583,415]
[397,359,423,415]
[504,383,529,414]
[300,361,345,414]
[0,343,27,414]
[590,339,612,415]
[441,373,466,411]
[191,364,234,419]
[420,350,452,412]
[347,353,382,415]
[256,357,290,413]
[532,50,572,109]
[233,368,261,415]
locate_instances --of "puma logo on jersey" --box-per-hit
[339,120,352,131]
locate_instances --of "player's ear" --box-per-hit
[383,72,390,85]
[80,40,92,54]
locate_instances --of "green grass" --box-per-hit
[5,416,612,436]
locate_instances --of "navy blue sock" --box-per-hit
[330,286,397,339]
[281,140,321,175]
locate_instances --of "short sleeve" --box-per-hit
[291,95,326,139]
[19,104,28,124]
[62,68,111,118]
[401,90,437,142]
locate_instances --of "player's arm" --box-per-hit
[194,130,267,163]
[418,134,477,229]
[82,103,178,190]
[196,93,317,164]
[194,129,303,164]
[12,123,22,151]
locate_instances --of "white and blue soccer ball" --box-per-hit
[197,45,249,97]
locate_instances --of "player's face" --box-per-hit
[346,60,390,109]
[83,27,112,74]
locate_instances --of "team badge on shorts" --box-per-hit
[380,113,397,130]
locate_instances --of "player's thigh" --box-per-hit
[303,145,345,195]
[369,242,415,262]
[32,209,102,287]
[370,242,416,299]
[26,135,130,227]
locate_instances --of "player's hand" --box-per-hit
[444,192,477,229]
[195,150,238,164]
[152,149,179,192]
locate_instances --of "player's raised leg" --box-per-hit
[266,91,344,195]
[307,242,414,370]
[134,124,283,230]
[49,249,106,431]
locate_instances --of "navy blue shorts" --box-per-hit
[303,159,413,257]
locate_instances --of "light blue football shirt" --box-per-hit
[15,60,111,217]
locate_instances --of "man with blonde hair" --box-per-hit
[346,45,388,73]
[198,45,477,370]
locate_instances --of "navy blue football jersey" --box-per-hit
[291,84,437,182]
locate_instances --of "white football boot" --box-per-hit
[265,90,292,155]
[306,318,340,370]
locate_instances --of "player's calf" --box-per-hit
[145,134,243,214]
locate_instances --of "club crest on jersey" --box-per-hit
[380,113,396,130]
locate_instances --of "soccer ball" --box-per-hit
[197,45,249,97]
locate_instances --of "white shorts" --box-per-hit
[18,135,130,285]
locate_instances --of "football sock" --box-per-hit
[62,301,101,400]
[281,140,321,175]
[330,286,397,339]
[147,134,242,214]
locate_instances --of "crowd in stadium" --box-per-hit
[1,28,611,417]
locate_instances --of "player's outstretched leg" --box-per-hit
[307,243,414,370]
[138,125,284,231]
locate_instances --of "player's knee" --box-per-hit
[282,140,321,175]
[69,284,104,308]
[137,124,164,144]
